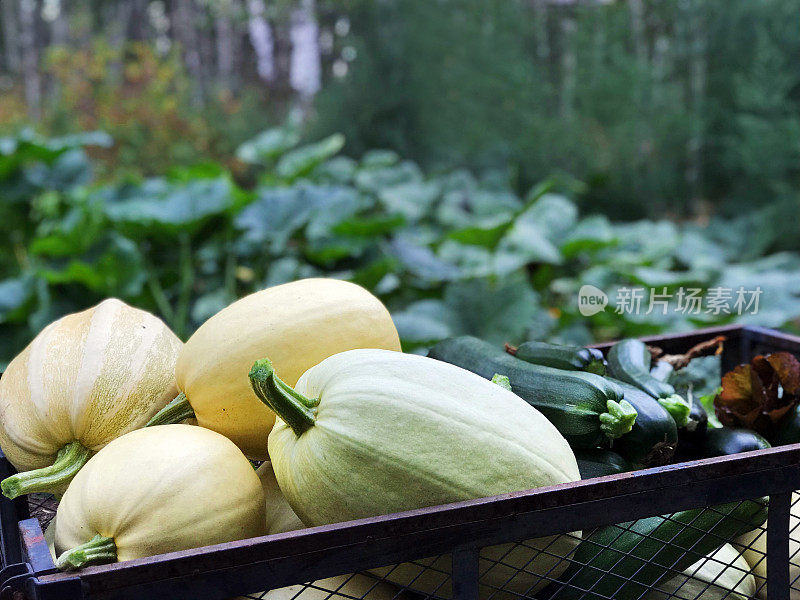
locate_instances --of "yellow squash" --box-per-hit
[54,425,266,568]
[256,461,305,535]
[249,349,582,597]
[160,278,400,459]
[0,299,182,498]
[734,492,800,599]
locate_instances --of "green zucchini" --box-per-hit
[700,427,770,458]
[574,449,630,479]
[547,497,768,600]
[428,337,637,448]
[774,405,800,446]
[608,339,691,428]
[607,378,678,468]
[675,395,708,460]
[509,341,606,376]
[649,360,674,382]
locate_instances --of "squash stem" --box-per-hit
[1,441,92,499]
[658,394,691,428]
[599,399,638,440]
[249,358,319,436]
[491,373,512,391]
[56,534,117,570]
[146,392,195,427]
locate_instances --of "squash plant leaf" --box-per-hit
[275,134,345,181]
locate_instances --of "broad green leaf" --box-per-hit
[236,127,301,164]
[360,149,400,169]
[392,299,457,350]
[389,238,461,281]
[0,278,34,324]
[444,273,540,344]
[105,178,234,235]
[37,233,146,297]
[355,161,424,194]
[561,215,617,257]
[275,134,345,180]
[378,180,441,221]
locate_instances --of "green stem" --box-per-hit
[146,393,195,427]
[658,394,691,428]
[175,233,195,340]
[249,358,320,436]
[56,534,117,570]
[1,441,92,499]
[145,268,175,325]
[599,399,638,440]
[491,373,512,391]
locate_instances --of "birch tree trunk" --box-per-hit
[1,0,21,73]
[19,0,41,120]
[46,0,69,46]
[247,0,275,82]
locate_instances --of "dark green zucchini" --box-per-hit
[649,360,674,382]
[774,405,800,446]
[546,497,768,600]
[607,378,678,468]
[700,427,770,458]
[428,337,637,448]
[574,449,630,479]
[608,339,691,428]
[509,341,606,375]
[675,395,708,460]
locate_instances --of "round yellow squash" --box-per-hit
[173,278,400,459]
[249,349,582,597]
[54,425,266,568]
[0,298,182,498]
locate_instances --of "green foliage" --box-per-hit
[0,127,798,369]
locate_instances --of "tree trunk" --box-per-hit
[247,0,276,82]
[19,0,41,120]
[686,0,707,216]
[1,0,21,73]
[559,14,576,120]
[531,0,549,61]
[289,0,321,112]
[214,0,236,90]
[126,0,151,42]
[172,0,206,107]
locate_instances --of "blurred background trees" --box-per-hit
[0,0,798,365]
[1,0,798,222]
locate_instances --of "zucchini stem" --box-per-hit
[491,373,512,391]
[1,441,92,499]
[599,399,638,440]
[658,394,691,428]
[249,358,320,436]
[56,534,117,570]
[146,393,195,427]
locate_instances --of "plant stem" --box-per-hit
[599,399,638,440]
[146,269,175,325]
[175,232,194,339]
[1,441,92,499]
[491,373,512,391]
[56,534,117,570]
[658,394,691,428]
[249,358,319,436]
[146,393,195,427]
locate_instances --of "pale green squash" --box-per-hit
[249,348,582,597]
